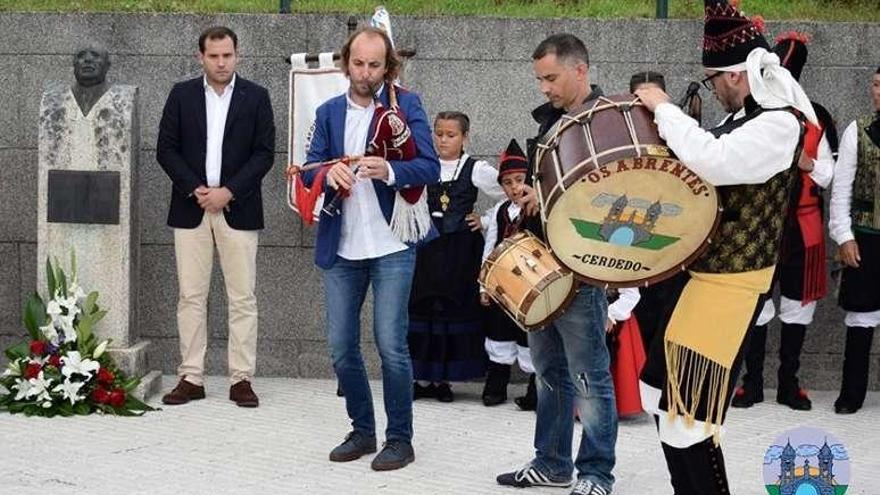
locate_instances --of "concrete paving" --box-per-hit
[1,378,877,495]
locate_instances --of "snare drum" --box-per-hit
[479,231,576,331]
[534,94,721,288]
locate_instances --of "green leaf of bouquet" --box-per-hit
[125,395,156,412]
[74,402,90,415]
[4,342,28,361]
[22,295,46,341]
[56,264,68,299]
[77,315,94,346]
[91,309,107,325]
[46,258,57,297]
[84,291,98,314]
[114,406,139,417]
[70,250,77,285]
[59,402,74,416]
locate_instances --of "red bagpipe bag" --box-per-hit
[366,84,431,242]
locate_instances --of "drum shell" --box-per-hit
[479,232,576,330]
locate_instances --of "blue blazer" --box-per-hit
[156,75,275,230]
[303,85,440,269]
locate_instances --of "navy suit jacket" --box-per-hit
[156,75,275,230]
[303,85,440,269]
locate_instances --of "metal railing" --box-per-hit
[280,1,670,19]
[656,0,668,19]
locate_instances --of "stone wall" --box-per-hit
[1,12,877,388]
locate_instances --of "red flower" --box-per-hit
[24,362,42,379]
[47,354,62,368]
[97,368,115,385]
[91,387,110,404]
[108,388,126,407]
[29,340,47,357]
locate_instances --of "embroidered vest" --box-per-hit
[690,107,803,274]
[494,200,520,248]
[427,157,478,234]
[852,116,880,232]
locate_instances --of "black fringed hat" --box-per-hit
[702,0,769,68]
[497,139,528,183]
[772,31,811,81]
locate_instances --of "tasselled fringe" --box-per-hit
[665,341,732,446]
[390,189,432,243]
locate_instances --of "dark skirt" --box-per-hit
[408,229,487,382]
[839,229,880,312]
[408,319,487,382]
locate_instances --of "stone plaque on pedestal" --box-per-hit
[36,47,160,400]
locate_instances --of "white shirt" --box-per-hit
[439,154,506,200]
[607,288,641,324]
[481,200,522,263]
[653,102,800,186]
[808,133,835,189]
[337,87,407,260]
[203,74,236,187]
[829,121,860,245]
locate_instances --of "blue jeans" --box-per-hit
[323,248,416,443]
[527,286,617,490]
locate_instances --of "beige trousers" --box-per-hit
[174,211,259,385]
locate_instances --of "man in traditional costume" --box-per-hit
[635,1,818,492]
[827,66,880,415]
[732,31,839,411]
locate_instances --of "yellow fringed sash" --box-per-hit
[664,267,775,444]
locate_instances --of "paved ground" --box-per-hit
[1,378,877,495]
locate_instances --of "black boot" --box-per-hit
[835,326,875,414]
[413,381,436,400]
[482,362,511,406]
[777,323,811,410]
[732,324,766,408]
[514,373,537,411]
[662,438,731,495]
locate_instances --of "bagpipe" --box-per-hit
[287,83,431,242]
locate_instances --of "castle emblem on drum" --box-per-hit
[569,193,682,250]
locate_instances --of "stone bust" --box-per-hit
[72,46,111,116]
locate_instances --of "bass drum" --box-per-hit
[534,94,721,288]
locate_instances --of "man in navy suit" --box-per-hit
[301,27,439,471]
[156,26,275,408]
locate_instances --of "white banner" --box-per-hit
[286,53,349,218]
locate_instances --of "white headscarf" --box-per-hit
[709,48,818,125]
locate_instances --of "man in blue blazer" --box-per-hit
[156,26,275,409]
[301,27,439,471]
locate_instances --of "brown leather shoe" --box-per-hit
[162,378,205,405]
[230,380,259,408]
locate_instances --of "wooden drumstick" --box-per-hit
[285,155,363,178]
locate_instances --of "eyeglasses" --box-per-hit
[700,71,723,91]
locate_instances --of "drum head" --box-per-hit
[545,156,720,287]
[522,271,575,328]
